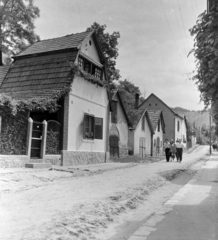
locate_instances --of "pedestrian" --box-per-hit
[170,139,176,161]
[175,139,180,161]
[176,139,184,162]
[164,139,170,162]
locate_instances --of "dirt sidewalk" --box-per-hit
[0,145,208,240]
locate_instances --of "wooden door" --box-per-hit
[109,135,119,158]
[31,121,43,159]
[139,137,146,158]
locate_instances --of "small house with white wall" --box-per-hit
[137,93,187,145]
[109,90,131,158]
[0,30,111,167]
[147,110,165,156]
[128,109,154,157]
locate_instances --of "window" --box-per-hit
[83,114,103,140]
[177,121,180,132]
[111,101,117,123]
[141,115,145,131]
[78,56,102,80]
[95,67,101,80]
[83,114,94,139]
[158,120,160,132]
[78,57,84,69]
[84,59,91,73]
[94,117,103,139]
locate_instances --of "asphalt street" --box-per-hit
[129,153,218,240]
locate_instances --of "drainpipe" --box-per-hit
[0,1,5,66]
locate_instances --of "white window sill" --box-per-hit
[83,138,95,143]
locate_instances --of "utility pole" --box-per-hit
[209,105,212,155]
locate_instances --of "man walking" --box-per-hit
[164,139,170,162]
[176,139,184,162]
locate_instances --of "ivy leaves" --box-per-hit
[189,4,218,107]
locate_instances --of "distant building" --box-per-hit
[137,93,187,145]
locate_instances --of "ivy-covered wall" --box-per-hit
[0,111,28,155]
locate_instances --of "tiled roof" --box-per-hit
[17,31,91,57]
[138,93,183,119]
[0,66,10,85]
[0,51,77,100]
[147,110,161,130]
[129,109,145,129]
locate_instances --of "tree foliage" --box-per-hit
[0,0,40,63]
[87,22,120,82]
[189,1,218,107]
[118,79,144,115]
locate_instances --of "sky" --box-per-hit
[34,0,206,110]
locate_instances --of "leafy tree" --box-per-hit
[0,0,40,65]
[118,79,144,115]
[189,1,218,107]
[87,22,120,83]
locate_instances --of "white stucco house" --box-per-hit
[109,90,131,158]
[0,30,111,167]
[128,109,154,157]
[147,110,165,156]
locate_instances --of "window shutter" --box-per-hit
[94,117,103,139]
[83,114,88,138]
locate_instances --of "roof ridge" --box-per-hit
[34,30,91,44]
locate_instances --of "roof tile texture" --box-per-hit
[17,31,91,57]
[0,51,77,100]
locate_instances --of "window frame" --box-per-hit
[78,56,102,80]
[141,115,145,131]
[177,120,180,132]
[83,113,103,140]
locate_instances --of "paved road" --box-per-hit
[129,153,218,240]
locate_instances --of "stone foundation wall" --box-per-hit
[44,155,61,166]
[0,156,29,168]
[61,150,106,166]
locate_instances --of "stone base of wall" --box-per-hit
[0,154,61,168]
[119,146,129,158]
[44,155,61,166]
[61,151,106,166]
[0,155,29,168]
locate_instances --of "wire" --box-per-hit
[189,0,198,19]
[159,0,187,72]
[171,0,190,52]
[176,0,192,51]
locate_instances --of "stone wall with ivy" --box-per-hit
[0,111,28,155]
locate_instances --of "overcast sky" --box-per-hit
[34,0,206,110]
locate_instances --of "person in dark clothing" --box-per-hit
[169,139,176,161]
[175,139,184,162]
[164,139,170,162]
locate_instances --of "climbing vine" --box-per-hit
[0,62,108,116]
[189,2,218,107]
[0,111,28,155]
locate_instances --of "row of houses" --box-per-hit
[0,30,187,167]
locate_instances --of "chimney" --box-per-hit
[135,92,140,109]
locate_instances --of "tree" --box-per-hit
[0,0,40,65]
[117,79,144,115]
[189,1,218,107]
[87,22,120,83]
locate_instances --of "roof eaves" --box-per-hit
[12,47,78,60]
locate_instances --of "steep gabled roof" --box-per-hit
[147,110,165,133]
[0,30,107,101]
[0,51,77,100]
[16,31,92,57]
[111,90,132,127]
[0,65,10,86]
[129,109,154,134]
[138,93,184,120]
